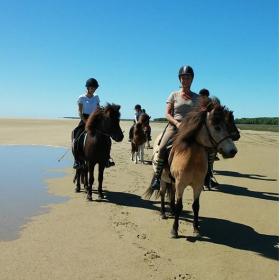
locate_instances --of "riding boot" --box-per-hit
[150,158,165,190]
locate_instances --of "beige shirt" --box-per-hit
[167,90,199,121]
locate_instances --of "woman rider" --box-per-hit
[150,65,199,190]
[72,78,114,169]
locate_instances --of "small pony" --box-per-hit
[73,104,124,200]
[145,100,238,238]
[131,113,150,164]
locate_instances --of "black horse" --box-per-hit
[73,104,124,200]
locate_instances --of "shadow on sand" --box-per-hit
[90,189,278,261]
[214,170,277,182]
[212,184,278,201]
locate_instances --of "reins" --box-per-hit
[204,121,232,148]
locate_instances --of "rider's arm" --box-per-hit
[78,104,86,123]
[166,103,180,128]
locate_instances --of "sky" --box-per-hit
[0,0,278,119]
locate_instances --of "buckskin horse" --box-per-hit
[145,101,238,238]
[73,104,124,201]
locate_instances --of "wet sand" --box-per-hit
[0,118,278,280]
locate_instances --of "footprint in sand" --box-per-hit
[144,250,160,261]
[171,273,194,280]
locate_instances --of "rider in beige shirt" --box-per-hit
[150,65,199,190]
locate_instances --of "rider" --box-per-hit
[150,65,199,190]
[129,104,143,141]
[72,78,114,169]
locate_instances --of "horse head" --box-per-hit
[203,105,238,158]
[86,103,124,142]
[224,110,240,141]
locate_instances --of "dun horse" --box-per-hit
[145,102,238,238]
[73,104,124,200]
[131,113,150,163]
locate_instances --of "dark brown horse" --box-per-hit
[73,104,124,200]
[131,113,150,163]
[145,101,238,238]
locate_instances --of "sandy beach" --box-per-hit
[0,118,278,280]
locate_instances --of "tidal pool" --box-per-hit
[0,145,71,241]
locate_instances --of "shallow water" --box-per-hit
[0,145,71,241]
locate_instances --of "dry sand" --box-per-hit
[0,118,278,280]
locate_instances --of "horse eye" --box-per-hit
[215,126,221,131]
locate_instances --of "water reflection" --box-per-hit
[0,145,70,241]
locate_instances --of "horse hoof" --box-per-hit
[98,194,104,199]
[75,188,80,193]
[160,213,167,219]
[193,229,200,238]
[87,195,93,201]
[170,229,178,239]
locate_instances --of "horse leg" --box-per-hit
[160,181,167,219]
[74,169,81,193]
[84,165,92,201]
[140,144,144,163]
[192,186,203,237]
[169,183,176,216]
[88,163,95,198]
[171,184,184,238]
[98,164,105,199]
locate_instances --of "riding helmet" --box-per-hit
[85,78,99,89]
[178,65,194,80]
[134,104,141,110]
[199,88,210,97]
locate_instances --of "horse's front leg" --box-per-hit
[84,165,92,201]
[140,144,144,163]
[74,169,81,193]
[87,163,95,201]
[171,184,184,238]
[98,164,105,199]
[192,186,203,237]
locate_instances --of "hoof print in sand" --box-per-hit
[172,273,194,280]
[144,250,160,261]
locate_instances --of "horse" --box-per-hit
[205,109,240,189]
[131,113,150,164]
[145,102,238,238]
[73,104,124,200]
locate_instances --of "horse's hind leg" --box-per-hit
[98,164,105,199]
[160,181,167,219]
[168,183,176,216]
[75,170,81,193]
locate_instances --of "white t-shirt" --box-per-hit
[77,94,100,115]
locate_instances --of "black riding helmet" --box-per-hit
[85,78,99,89]
[199,88,210,97]
[178,65,194,80]
[134,104,141,110]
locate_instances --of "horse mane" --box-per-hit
[86,103,121,134]
[172,97,225,153]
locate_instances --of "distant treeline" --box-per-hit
[235,117,278,125]
[153,117,279,125]
[153,118,167,122]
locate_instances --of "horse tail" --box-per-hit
[143,186,160,200]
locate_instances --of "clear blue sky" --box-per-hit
[0,0,278,119]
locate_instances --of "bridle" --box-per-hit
[204,121,232,149]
